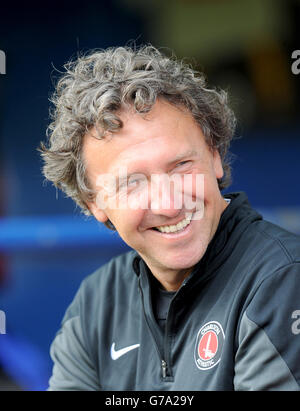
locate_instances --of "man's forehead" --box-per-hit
[82,100,207,175]
[87,99,192,137]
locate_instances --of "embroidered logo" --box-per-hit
[194,321,225,370]
[110,342,140,360]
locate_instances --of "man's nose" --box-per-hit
[149,176,182,218]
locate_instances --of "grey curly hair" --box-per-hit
[39,45,236,229]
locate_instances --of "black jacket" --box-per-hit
[48,192,300,390]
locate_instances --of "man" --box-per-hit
[40,45,300,390]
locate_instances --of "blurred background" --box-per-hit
[0,0,299,390]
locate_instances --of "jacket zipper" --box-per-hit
[138,277,171,380]
[161,360,167,379]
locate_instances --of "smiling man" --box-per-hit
[84,100,226,291]
[40,45,300,391]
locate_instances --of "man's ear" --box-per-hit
[86,201,109,223]
[212,149,224,180]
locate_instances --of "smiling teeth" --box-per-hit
[156,214,192,233]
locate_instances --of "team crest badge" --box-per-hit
[194,321,225,370]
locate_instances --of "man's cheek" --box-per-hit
[181,174,205,220]
[115,211,144,235]
[127,189,149,211]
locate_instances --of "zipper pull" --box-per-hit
[161,360,167,378]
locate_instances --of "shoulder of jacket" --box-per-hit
[61,250,138,321]
[229,219,300,309]
[249,219,300,264]
[80,249,138,294]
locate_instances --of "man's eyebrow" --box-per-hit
[167,149,198,165]
[114,149,198,183]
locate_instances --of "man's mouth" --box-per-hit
[152,213,193,234]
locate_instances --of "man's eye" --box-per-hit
[175,160,191,168]
[128,179,139,186]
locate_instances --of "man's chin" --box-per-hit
[155,254,202,273]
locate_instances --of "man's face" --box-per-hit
[83,100,227,287]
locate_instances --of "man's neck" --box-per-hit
[150,266,194,291]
